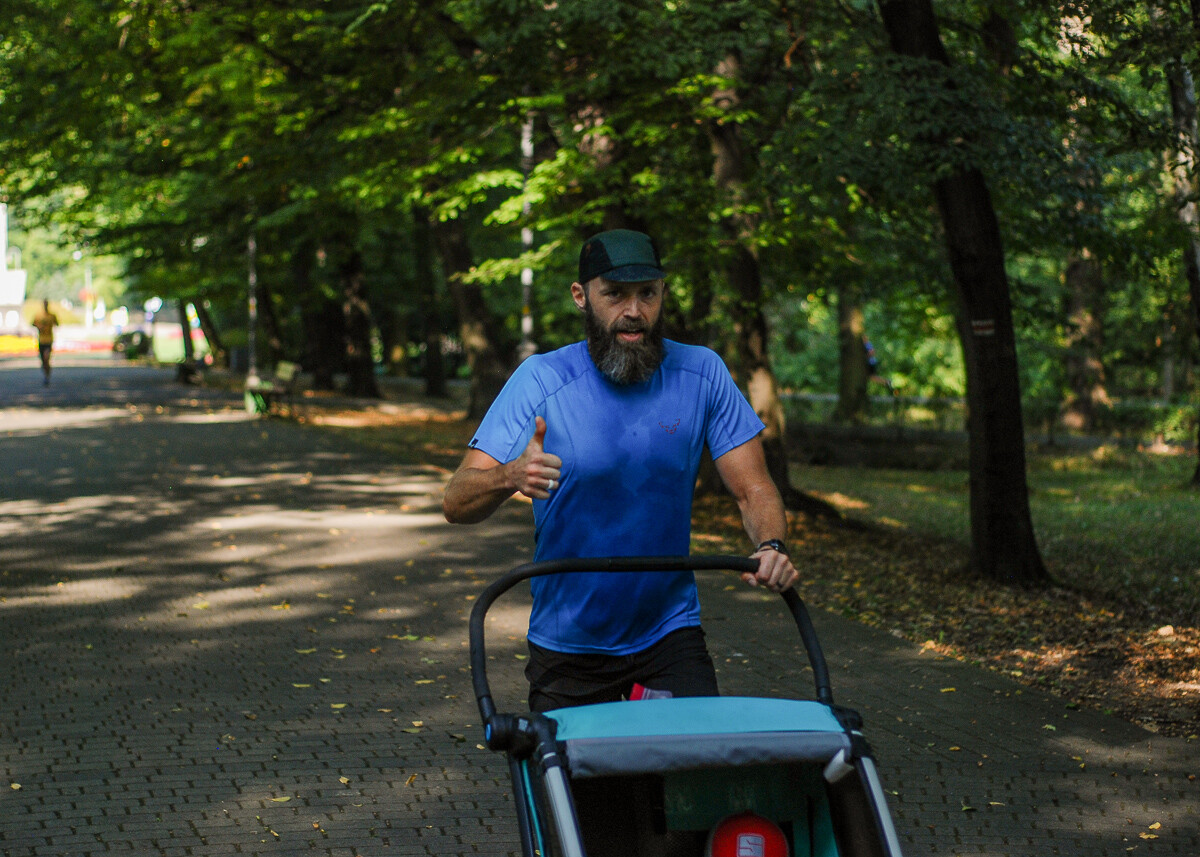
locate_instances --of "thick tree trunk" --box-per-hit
[1164,60,1200,487]
[303,297,343,392]
[430,215,511,419]
[294,242,342,391]
[340,251,381,399]
[878,0,1047,583]
[834,286,869,423]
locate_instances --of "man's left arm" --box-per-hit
[713,436,799,592]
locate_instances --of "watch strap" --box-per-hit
[756,538,789,556]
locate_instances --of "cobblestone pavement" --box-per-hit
[1,361,1196,856]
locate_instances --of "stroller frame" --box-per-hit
[469,555,905,857]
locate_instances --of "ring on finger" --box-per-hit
[547,478,557,491]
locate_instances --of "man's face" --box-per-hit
[572,278,666,385]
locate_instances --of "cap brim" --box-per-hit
[602,264,665,282]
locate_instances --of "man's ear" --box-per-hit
[570,281,587,310]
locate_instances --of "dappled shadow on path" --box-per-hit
[0,368,537,855]
[1,363,1196,856]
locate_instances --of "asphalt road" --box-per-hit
[1,359,1196,856]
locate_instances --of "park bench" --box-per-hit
[245,360,300,417]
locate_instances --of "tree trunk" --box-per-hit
[303,296,343,392]
[878,0,1047,583]
[255,270,284,370]
[834,285,869,423]
[178,300,195,364]
[340,251,381,398]
[430,214,511,418]
[414,215,447,397]
[193,299,226,367]
[175,300,198,384]
[1061,249,1110,432]
[294,242,342,391]
[708,53,839,519]
[1164,59,1200,487]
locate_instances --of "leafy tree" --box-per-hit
[874,0,1048,584]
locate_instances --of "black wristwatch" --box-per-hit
[756,539,789,556]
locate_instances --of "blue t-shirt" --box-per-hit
[468,340,764,655]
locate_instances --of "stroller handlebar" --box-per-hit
[468,555,834,726]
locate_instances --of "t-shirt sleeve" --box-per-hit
[701,352,766,460]
[468,359,543,464]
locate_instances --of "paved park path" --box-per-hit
[1,359,1196,856]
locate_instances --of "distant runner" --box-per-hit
[32,299,59,386]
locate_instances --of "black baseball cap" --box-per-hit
[578,229,665,284]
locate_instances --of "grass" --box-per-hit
[796,447,1200,623]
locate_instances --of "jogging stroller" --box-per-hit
[469,555,905,857]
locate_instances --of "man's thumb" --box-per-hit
[531,415,547,450]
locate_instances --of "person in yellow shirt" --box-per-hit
[32,300,59,386]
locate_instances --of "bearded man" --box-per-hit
[443,229,798,711]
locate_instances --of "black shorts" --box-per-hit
[525,626,719,712]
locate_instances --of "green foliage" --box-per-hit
[1092,399,1199,444]
[0,0,1195,431]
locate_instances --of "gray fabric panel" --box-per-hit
[563,731,852,778]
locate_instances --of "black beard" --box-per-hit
[584,300,666,385]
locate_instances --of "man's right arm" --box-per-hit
[442,416,562,524]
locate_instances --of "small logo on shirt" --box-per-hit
[659,419,681,435]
